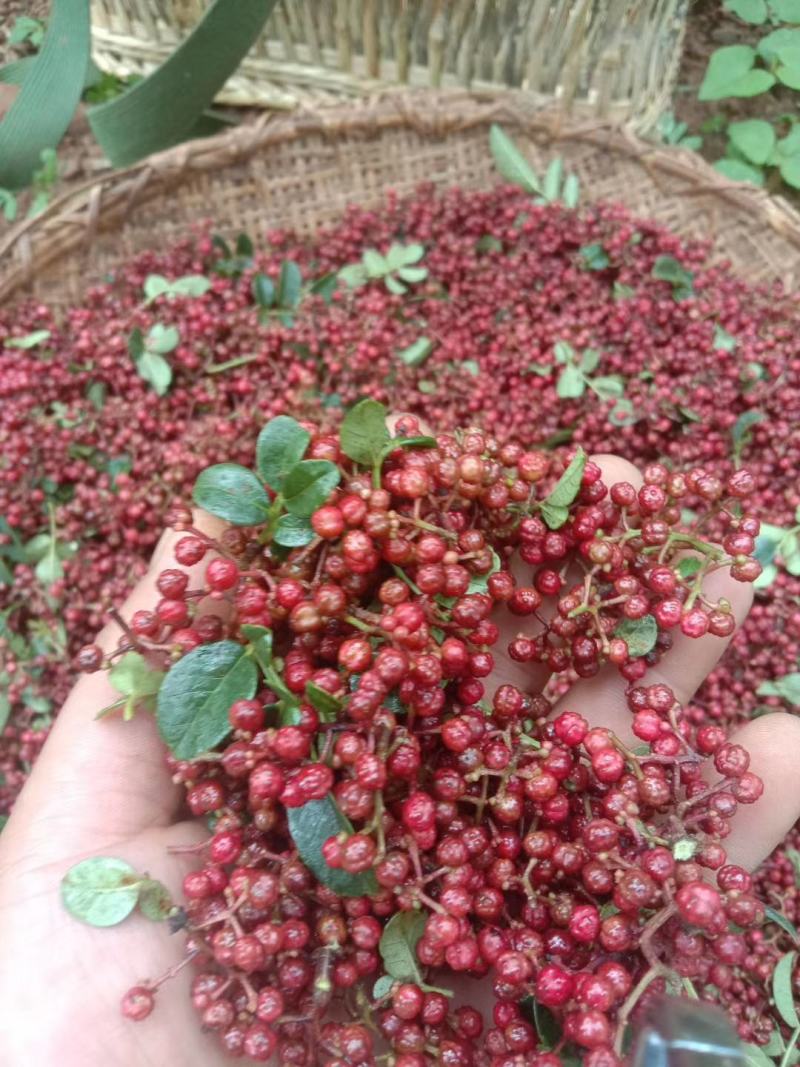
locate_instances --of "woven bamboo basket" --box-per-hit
[2,90,800,310]
[89,0,690,130]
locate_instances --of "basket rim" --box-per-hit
[2,88,800,305]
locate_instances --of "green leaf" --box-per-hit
[287,795,379,896]
[109,651,164,709]
[0,693,11,732]
[759,27,800,63]
[554,340,575,364]
[590,375,625,400]
[251,273,274,307]
[543,448,587,509]
[698,45,775,100]
[9,15,46,46]
[193,463,271,525]
[387,243,424,268]
[522,997,561,1049]
[613,282,636,300]
[277,261,302,308]
[773,951,799,1029]
[385,275,407,295]
[714,158,765,186]
[397,266,428,284]
[562,173,580,208]
[742,1042,778,1067]
[61,857,141,927]
[398,337,434,367]
[766,905,800,942]
[777,61,800,88]
[273,514,315,548]
[614,615,658,658]
[543,157,563,202]
[379,910,426,982]
[418,380,436,395]
[135,350,172,397]
[169,274,212,298]
[779,153,800,188]
[540,502,569,529]
[773,0,800,19]
[787,848,800,886]
[157,639,258,759]
[309,272,338,302]
[556,364,585,399]
[5,329,51,349]
[144,274,172,301]
[728,119,775,164]
[677,557,703,579]
[255,415,310,491]
[489,124,541,194]
[713,325,737,351]
[372,975,395,1000]
[35,542,64,584]
[476,235,503,253]
[724,0,768,22]
[305,681,342,720]
[579,243,610,270]
[732,410,765,458]
[652,256,695,298]
[462,359,480,376]
[146,323,180,354]
[340,398,390,466]
[282,460,341,518]
[364,249,388,277]
[338,263,368,288]
[388,435,438,455]
[138,879,174,922]
[757,673,800,704]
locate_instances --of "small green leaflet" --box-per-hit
[765,905,800,943]
[339,244,427,293]
[4,329,51,349]
[287,795,378,896]
[128,324,179,397]
[475,235,503,253]
[773,950,800,1029]
[378,910,427,982]
[305,681,342,720]
[398,337,434,367]
[277,261,303,309]
[61,857,141,927]
[677,557,703,580]
[372,975,395,1000]
[731,410,765,463]
[138,879,174,922]
[467,548,502,594]
[273,514,315,547]
[106,651,164,720]
[652,256,695,300]
[255,415,311,491]
[193,463,271,526]
[742,1043,778,1067]
[539,447,587,529]
[614,614,658,658]
[788,848,800,886]
[282,460,341,517]
[489,124,542,195]
[156,640,258,759]
[144,273,211,302]
[340,398,390,467]
[757,673,800,705]
[580,243,610,270]
[713,325,737,352]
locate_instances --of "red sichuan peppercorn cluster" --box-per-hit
[75,409,769,1065]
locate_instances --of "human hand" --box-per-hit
[1,451,798,1066]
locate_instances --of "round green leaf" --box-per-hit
[135,350,173,397]
[614,615,658,658]
[138,878,174,921]
[773,0,800,20]
[340,398,390,466]
[286,795,378,896]
[157,640,258,759]
[713,158,765,186]
[256,415,310,490]
[61,857,140,927]
[724,0,768,23]
[728,119,775,164]
[779,153,800,189]
[379,910,426,982]
[282,460,341,517]
[193,463,271,525]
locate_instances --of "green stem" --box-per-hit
[204,352,259,374]
[781,1027,800,1067]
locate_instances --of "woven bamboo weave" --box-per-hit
[89,0,689,129]
[2,91,800,308]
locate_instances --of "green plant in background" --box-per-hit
[698,2,800,189]
[656,111,704,151]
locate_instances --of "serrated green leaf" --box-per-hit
[379,910,426,982]
[340,398,390,466]
[489,124,541,194]
[282,460,340,518]
[773,950,799,1028]
[255,415,310,491]
[287,795,378,896]
[193,463,271,525]
[398,337,434,367]
[614,614,658,658]
[157,640,258,759]
[61,857,140,927]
